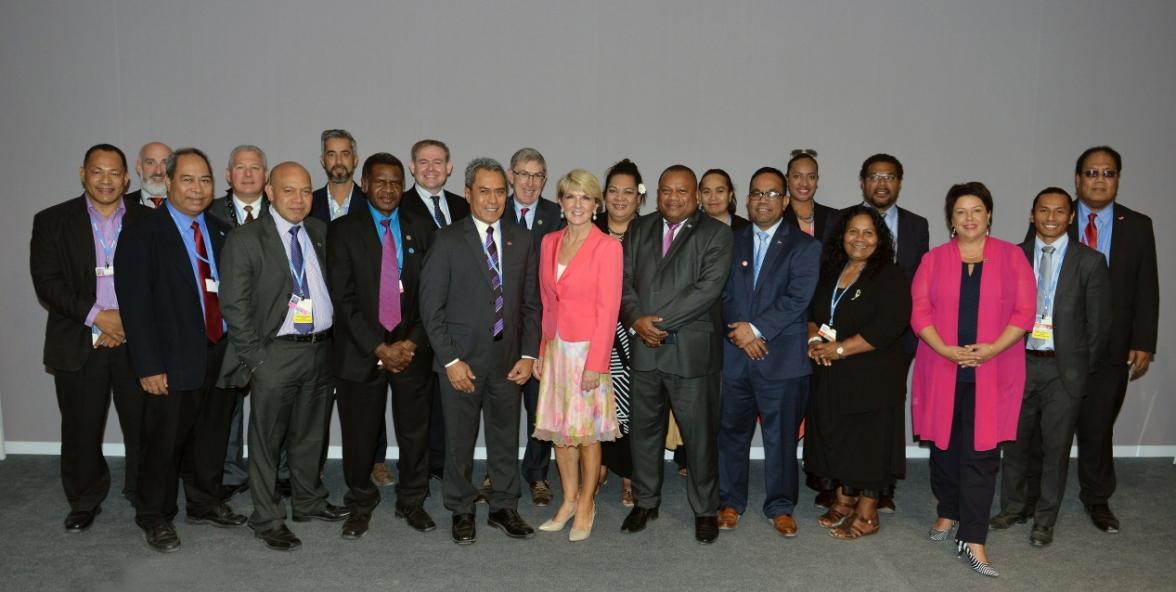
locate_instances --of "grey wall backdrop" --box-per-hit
[2,0,1172,452]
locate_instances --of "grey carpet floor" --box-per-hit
[0,455,1172,592]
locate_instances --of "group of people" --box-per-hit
[32,134,1157,578]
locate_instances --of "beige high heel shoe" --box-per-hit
[568,507,596,542]
[538,508,576,532]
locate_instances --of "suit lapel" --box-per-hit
[159,209,200,296]
[258,216,294,316]
[1054,241,1078,302]
[753,222,791,298]
[462,217,497,289]
[1108,205,1127,265]
[737,228,754,297]
[654,211,700,275]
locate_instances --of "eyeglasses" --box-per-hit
[1081,169,1118,179]
[866,173,897,182]
[790,148,819,158]
[748,190,785,201]
[512,170,546,182]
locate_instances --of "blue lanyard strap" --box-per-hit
[91,221,122,267]
[828,265,856,326]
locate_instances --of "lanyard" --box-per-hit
[91,220,122,268]
[288,234,308,296]
[828,265,857,326]
[1039,247,1062,317]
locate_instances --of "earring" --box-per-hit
[592,211,597,221]
[950,227,957,238]
[560,209,565,219]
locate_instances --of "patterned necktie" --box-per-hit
[520,207,530,230]
[191,221,224,342]
[289,225,312,334]
[662,222,681,256]
[485,226,504,337]
[243,204,254,223]
[430,195,448,228]
[753,230,770,287]
[1029,245,1055,349]
[149,197,164,209]
[1084,212,1098,248]
[378,220,402,332]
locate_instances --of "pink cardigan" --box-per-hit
[538,225,623,373]
[910,237,1036,452]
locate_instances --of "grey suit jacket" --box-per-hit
[419,216,540,376]
[1020,238,1111,397]
[620,210,734,377]
[217,213,328,387]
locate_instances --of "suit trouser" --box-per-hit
[999,355,1081,528]
[519,376,552,484]
[1076,362,1129,506]
[440,341,521,515]
[53,344,142,511]
[629,369,720,516]
[929,382,1000,545]
[719,373,808,518]
[223,389,289,487]
[246,338,332,533]
[135,340,235,529]
[385,379,446,475]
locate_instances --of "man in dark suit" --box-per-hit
[126,141,172,209]
[619,165,734,544]
[501,147,564,507]
[991,188,1110,547]
[309,129,365,224]
[420,157,541,545]
[31,144,148,532]
[115,147,247,552]
[218,161,348,551]
[328,153,439,539]
[717,167,820,537]
[402,138,471,481]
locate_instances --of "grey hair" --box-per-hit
[464,157,508,189]
[320,129,356,154]
[227,144,268,170]
[165,147,212,179]
[509,147,546,171]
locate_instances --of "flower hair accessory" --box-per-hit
[637,183,647,195]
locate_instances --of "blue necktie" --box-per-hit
[753,230,769,287]
[289,225,312,334]
[485,226,504,337]
[430,195,448,228]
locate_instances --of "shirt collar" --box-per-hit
[232,193,263,211]
[268,206,302,236]
[471,216,501,238]
[367,200,400,224]
[416,185,445,200]
[754,218,783,239]
[1077,199,1114,221]
[1035,232,1069,254]
[84,195,126,220]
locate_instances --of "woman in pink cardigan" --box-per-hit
[531,169,623,542]
[911,182,1035,578]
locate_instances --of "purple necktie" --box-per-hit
[486,226,504,337]
[520,207,530,230]
[662,222,681,256]
[378,220,402,331]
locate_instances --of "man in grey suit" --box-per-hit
[420,157,541,545]
[990,187,1110,547]
[218,162,349,551]
[619,165,734,544]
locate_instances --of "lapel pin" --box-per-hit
[537,219,544,225]
[408,247,415,254]
[506,241,513,246]
[406,234,413,241]
[741,260,749,267]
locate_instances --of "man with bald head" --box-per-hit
[218,162,349,551]
[127,142,172,209]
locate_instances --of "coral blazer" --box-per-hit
[538,225,623,373]
[910,237,1036,451]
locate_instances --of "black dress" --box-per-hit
[804,263,912,492]
[596,216,633,477]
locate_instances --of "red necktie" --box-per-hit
[1084,213,1098,247]
[191,221,224,343]
[149,197,164,209]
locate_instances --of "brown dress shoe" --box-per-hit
[371,463,396,487]
[772,514,798,537]
[717,507,739,530]
[530,481,553,507]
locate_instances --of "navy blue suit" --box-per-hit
[718,219,820,518]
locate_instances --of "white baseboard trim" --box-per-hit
[4,442,1176,460]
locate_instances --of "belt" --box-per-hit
[275,328,333,343]
[1026,349,1056,358]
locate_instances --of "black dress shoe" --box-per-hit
[187,503,247,528]
[452,513,476,544]
[292,503,350,523]
[1086,504,1119,533]
[487,508,535,539]
[395,504,437,532]
[1030,524,1054,547]
[621,506,659,533]
[142,522,181,553]
[275,478,292,499]
[428,469,443,481]
[877,494,896,514]
[255,524,301,551]
[341,513,370,540]
[988,510,1027,530]
[695,516,719,544]
[65,507,101,533]
[220,482,250,503]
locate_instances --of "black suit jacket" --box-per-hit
[328,204,435,382]
[620,210,734,377]
[114,205,230,391]
[782,201,839,245]
[31,195,150,371]
[419,216,540,376]
[1019,238,1111,396]
[400,186,470,236]
[205,192,270,228]
[309,182,365,224]
[730,213,752,233]
[501,196,564,252]
[1024,201,1158,362]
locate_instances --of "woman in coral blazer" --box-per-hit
[531,169,623,542]
[911,182,1035,578]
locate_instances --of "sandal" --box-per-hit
[621,486,635,508]
[829,512,880,540]
[817,499,856,529]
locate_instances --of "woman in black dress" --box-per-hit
[804,205,911,539]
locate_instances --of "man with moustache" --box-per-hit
[127,142,172,209]
[501,147,564,507]
[420,158,540,544]
[31,144,148,531]
[115,148,246,552]
[619,165,734,544]
[310,129,365,223]
[717,167,820,537]
[328,153,439,539]
[990,188,1110,547]
[218,161,348,551]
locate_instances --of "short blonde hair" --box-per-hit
[556,169,603,208]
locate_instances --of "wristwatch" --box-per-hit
[835,345,845,359]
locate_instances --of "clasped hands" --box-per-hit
[375,340,416,374]
[727,322,767,360]
[807,339,841,366]
[941,343,996,368]
[92,309,126,349]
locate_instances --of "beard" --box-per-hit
[328,166,351,184]
[141,177,168,197]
